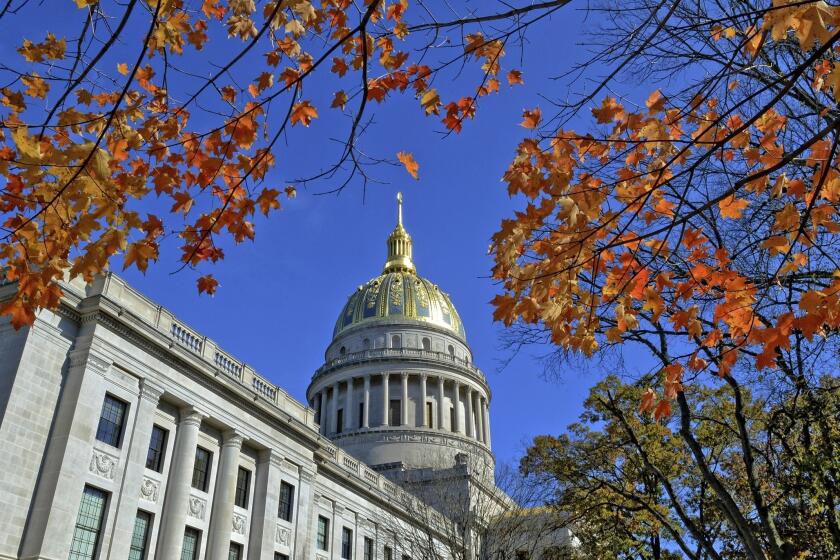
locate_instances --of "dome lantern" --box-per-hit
[383,192,415,274]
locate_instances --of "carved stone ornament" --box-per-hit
[275,524,290,545]
[232,512,247,535]
[139,477,160,503]
[188,496,207,520]
[89,448,118,480]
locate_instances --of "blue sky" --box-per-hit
[4,2,631,467]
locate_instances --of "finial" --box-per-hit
[397,191,403,226]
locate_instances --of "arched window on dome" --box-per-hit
[447,344,455,357]
[422,337,431,351]
[391,335,402,349]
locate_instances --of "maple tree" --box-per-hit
[0,0,574,328]
[487,1,840,557]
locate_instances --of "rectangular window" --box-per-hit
[389,399,401,426]
[336,408,344,434]
[191,447,212,491]
[128,510,152,560]
[317,516,330,551]
[274,555,289,560]
[96,395,127,447]
[145,425,168,472]
[234,467,251,509]
[228,542,242,560]
[384,546,393,560]
[278,481,295,522]
[68,486,108,560]
[358,402,365,428]
[364,537,374,560]
[341,527,353,559]
[181,527,200,560]
[425,402,433,428]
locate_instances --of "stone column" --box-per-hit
[157,407,205,559]
[107,380,164,560]
[295,468,316,559]
[381,373,390,427]
[437,377,446,430]
[19,348,112,560]
[344,378,353,432]
[401,373,409,426]
[319,391,327,435]
[206,429,243,560]
[483,399,491,447]
[465,387,475,438]
[247,450,282,558]
[420,374,428,427]
[330,383,339,434]
[362,376,370,429]
[453,381,461,434]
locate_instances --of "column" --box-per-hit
[401,373,409,426]
[483,398,491,447]
[107,380,164,559]
[437,377,445,430]
[362,376,370,428]
[381,373,390,427]
[420,374,428,427]
[247,450,282,558]
[206,429,244,560]
[294,467,316,559]
[475,396,485,444]
[344,378,353,432]
[157,407,205,559]
[453,381,461,434]
[465,387,475,438]
[330,383,339,434]
[19,348,111,560]
[319,391,327,435]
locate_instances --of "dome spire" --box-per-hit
[383,192,415,274]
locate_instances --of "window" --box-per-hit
[228,542,242,560]
[234,467,251,509]
[145,425,168,472]
[181,527,200,560]
[191,447,212,491]
[391,335,401,348]
[384,546,393,560]
[128,510,152,560]
[68,486,108,560]
[364,537,374,560]
[96,395,127,447]
[275,555,289,560]
[336,409,344,434]
[278,481,295,522]
[425,402,433,428]
[389,399,401,426]
[341,527,353,559]
[422,337,431,351]
[317,516,330,551]
[358,402,365,428]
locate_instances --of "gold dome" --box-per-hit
[332,193,466,340]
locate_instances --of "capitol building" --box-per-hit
[0,195,571,560]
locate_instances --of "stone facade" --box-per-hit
[0,273,455,560]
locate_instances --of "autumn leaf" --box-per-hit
[290,101,318,127]
[197,274,219,295]
[397,151,419,180]
[521,107,541,129]
[719,193,749,219]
